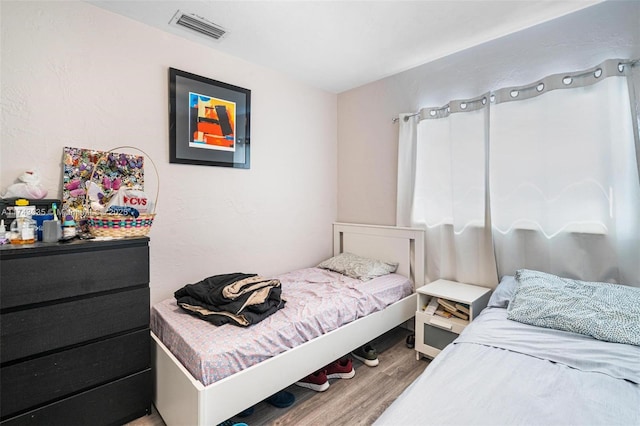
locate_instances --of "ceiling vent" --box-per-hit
[170,10,227,41]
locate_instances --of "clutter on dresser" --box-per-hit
[1,169,48,199]
[0,220,7,244]
[7,199,36,245]
[62,146,146,217]
[0,198,61,230]
[42,216,63,243]
[0,198,67,244]
[33,213,54,241]
[62,146,158,239]
[62,214,77,238]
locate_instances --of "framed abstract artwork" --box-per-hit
[169,68,251,168]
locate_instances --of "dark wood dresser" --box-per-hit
[0,238,151,426]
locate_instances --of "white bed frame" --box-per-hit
[151,222,425,426]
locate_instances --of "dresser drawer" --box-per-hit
[1,244,149,309]
[1,287,149,363]
[1,329,150,418]
[0,369,152,426]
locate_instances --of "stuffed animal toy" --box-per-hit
[2,169,48,199]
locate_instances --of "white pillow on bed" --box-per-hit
[317,252,398,281]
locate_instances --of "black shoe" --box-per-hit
[266,390,295,408]
[406,334,415,349]
[351,344,379,367]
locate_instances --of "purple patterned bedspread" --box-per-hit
[151,267,412,386]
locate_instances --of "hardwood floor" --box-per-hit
[127,327,430,426]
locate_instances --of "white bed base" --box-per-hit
[152,222,425,426]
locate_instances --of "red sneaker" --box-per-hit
[325,358,355,379]
[295,369,330,392]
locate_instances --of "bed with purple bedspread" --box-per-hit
[151,267,412,386]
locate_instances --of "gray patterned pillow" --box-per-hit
[507,269,640,346]
[317,252,398,281]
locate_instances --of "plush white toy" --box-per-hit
[2,169,48,199]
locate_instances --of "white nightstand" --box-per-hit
[415,279,491,360]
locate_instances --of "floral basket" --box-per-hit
[84,146,159,238]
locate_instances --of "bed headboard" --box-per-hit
[333,222,425,288]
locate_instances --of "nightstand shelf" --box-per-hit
[415,279,491,359]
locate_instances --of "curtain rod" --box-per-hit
[392,112,419,123]
[392,58,639,124]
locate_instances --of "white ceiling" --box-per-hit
[88,0,602,93]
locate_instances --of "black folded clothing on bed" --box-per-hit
[174,272,286,327]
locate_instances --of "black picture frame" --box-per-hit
[169,68,251,168]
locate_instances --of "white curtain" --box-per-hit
[396,113,417,228]
[397,98,498,287]
[398,59,640,287]
[491,61,640,284]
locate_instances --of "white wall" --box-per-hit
[0,1,338,304]
[337,1,640,225]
